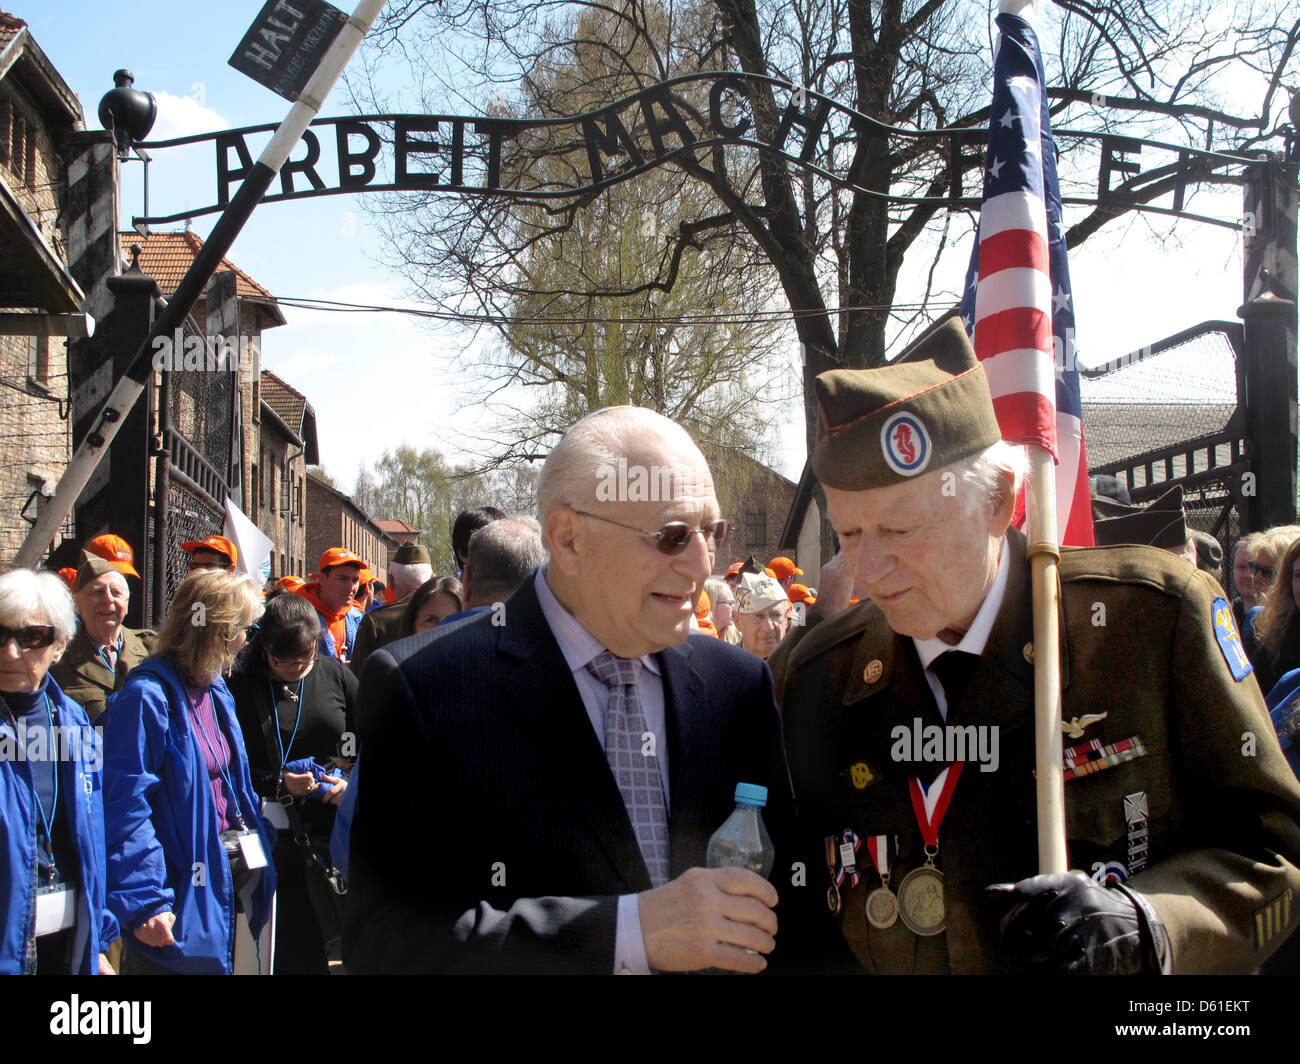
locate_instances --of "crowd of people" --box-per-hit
[4,319,1300,975]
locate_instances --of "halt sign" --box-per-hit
[229,0,348,101]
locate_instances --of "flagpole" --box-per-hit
[1027,444,1068,873]
[14,0,389,568]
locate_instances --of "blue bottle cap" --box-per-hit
[734,782,768,807]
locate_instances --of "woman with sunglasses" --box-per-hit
[227,593,357,973]
[0,566,117,974]
[1246,536,1300,698]
[102,569,276,974]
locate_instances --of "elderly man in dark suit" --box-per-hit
[344,407,800,973]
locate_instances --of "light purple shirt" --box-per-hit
[533,567,667,974]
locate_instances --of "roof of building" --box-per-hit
[118,230,287,328]
[1081,402,1237,468]
[0,12,82,125]
[260,370,319,464]
[376,518,422,536]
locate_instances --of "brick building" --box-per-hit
[0,12,83,557]
[253,371,318,579]
[306,472,395,578]
[715,453,799,579]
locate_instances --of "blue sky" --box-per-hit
[26,1,1254,491]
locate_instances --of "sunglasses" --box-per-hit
[571,509,729,555]
[0,624,56,650]
[1248,562,1276,580]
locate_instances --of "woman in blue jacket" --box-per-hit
[103,569,276,975]
[0,564,117,974]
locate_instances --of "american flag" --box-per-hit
[960,12,1093,546]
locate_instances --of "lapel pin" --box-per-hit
[863,660,883,684]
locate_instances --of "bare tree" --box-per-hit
[355,0,1299,451]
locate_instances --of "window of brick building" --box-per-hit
[251,462,260,514]
[0,98,10,167]
[11,115,24,184]
[25,336,49,385]
[745,511,766,549]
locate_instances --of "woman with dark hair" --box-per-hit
[227,593,357,974]
[103,569,275,975]
[401,575,465,636]
[1247,536,1300,697]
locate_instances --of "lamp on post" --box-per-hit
[98,70,157,225]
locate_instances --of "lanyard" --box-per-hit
[94,634,122,674]
[28,692,60,884]
[267,677,305,769]
[182,683,246,830]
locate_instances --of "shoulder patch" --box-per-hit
[1211,597,1253,682]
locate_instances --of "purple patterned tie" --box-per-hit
[586,650,670,887]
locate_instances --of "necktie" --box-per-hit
[101,642,118,673]
[586,650,670,887]
[929,650,980,718]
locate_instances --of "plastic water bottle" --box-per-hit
[707,782,774,878]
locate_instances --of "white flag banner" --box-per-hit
[224,497,274,587]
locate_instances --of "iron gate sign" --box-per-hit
[136,72,1264,231]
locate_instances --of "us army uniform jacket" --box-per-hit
[50,625,155,721]
[769,529,1300,974]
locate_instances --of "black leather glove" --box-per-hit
[986,871,1169,974]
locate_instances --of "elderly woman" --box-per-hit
[103,569,275,975]
[733,573,790,661]
[0,565,117,974]
[704,576,741,645]
[1246,536,1300,697]
[228,593,357,974]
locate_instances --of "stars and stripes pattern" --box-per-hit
[960,12,1093,546]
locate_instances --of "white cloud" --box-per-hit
[149,91,231,141]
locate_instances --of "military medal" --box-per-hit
[824,830,862,915]
[824,836,842,914]
[1124,791,1149,873]
[864,834,899,929]
[899,763,964,937]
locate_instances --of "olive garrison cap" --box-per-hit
[812,314,1002,490]
[76,552,121,592]
[392,543,431,565]
[1092,484,1188,550]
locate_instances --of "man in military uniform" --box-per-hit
[349,543,434,676]
[769,316,1300,974]
[50,555,154,720]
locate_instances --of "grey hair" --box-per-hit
[388,561,433,596]
[0,568,78,641]
[949,441,1031,518]
[466,516,547,594]
[536,407,702,530]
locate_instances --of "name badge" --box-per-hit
[261,796,290,831]
[236,830,269,870]
[35,884,77,936]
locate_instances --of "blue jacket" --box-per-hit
[102,656,276,974]
[319,607,364,661]
[0,676,118,974]
[1266,667,1300,779]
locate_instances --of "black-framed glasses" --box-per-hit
[1248,561,1276,580]
[570,509,729,555]
[0,624,56,650]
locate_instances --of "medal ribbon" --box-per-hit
[832,829,862,887]
[866,834,896,879]
[906,762,964,848]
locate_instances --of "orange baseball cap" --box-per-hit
[725,562,745,577]
[358,567,375,584]
[56,567,77,591]
[84,533,140,579]
[181,534,238,566]
[318,548,366,572]
[695,588,712,617]
[768,556,804,580]
[788,583,817,604]
[275,575,306,592]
